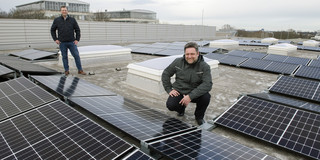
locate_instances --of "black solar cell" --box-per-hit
[264,61,299,75]
[218,55,248,66]
[239,58,272,70]
[0,65,14,77]
[309,59,320,68]
[215,96,320,160]
[204,53,227,60]
[123,150,154,160]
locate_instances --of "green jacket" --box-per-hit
[162,55,212,100]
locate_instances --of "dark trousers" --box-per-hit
[166,92,211,119]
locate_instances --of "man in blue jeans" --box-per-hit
[51,6,86,76]
[162,42,212,125]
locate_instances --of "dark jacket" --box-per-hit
[50,15,80,42]
[162,55,213,100]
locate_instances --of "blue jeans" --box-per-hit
[59,42,83,72]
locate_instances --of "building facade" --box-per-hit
[105,9,158,23]
[16,0,91,20]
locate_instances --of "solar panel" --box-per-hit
[264,61,299,75]
[31,75,116,98]
[131,47,164,55]
[239,58,272,70]
[198,47,219,54]
[148,129,277,160]
[238,41,270,47]
[317,56,320,60]
[284,57,310,65]
[248,93,320,114]
[0,55,59,75]
[263,54,288,62]
[69,96,194,142]
[123,149,154,160]
[218,55,248,66]
[166,45,184,50]
[269,76,320,103]
[204,53,228,60]
[215,96,320,160]
[309,59,320,68]
[0,65,14,77]
[154,49,184,56]
[0,77,57,121]
[228,50,267,59]
[0,100,133,159]
[297,46,320,52]
[10,49,58,61]
[294,65,320,80]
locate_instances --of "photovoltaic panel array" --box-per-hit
[269,76,320,103]
[69,96,194,142]
[123,149,154,160]
[215,96,320,160]
[31,75,116,98]
[239,59,299,74]
[0,65,14,77]
[132,47,164,55]
[0,54,59,75]
[294,65,320,81]
[0,77,57,121]
[248,93,320,114]
[0,100,134,159]
[204,53,228,60]
[148,129,277,160]
[309,59,320,68]
[238,40,271,47]
[198,47,220,54]
[10,49,58,61]
[297,46,320,52]
[262,54,310,65]
[154,49,184,56]
[228,50,267,59]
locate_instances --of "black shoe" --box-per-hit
[177,107,185,117]
[196,119,205,125]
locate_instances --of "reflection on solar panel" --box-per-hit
[69,96,193,141]
[131,47,164,55]
[215,96,320,160]
[248,93,320,114]
[269,76,320,103]
[218,55,248,66]
[263,54,310,65]
[297,46,320,52]
[238,41,271,47]
[123,149,154,160]
[0,77,57,121]
[239,59,299,74]
[0,65,14,77]
[204,53,227,60]
[294,65,320,80]
[149,129,277,160]
[228,50,267,59]
[10,49,58,61]
[154,49,184,56]
[198,47,219,54]
[0,55,59,75]
[31,75,116,98]
[309,59,320,68]
[0,100,133,159]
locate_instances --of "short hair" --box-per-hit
[60,6,67,10]
[184,42,199,53]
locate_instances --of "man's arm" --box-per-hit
[188,64,212,100]
[161,59,177,94]
[50,19,58,41]
[74,19,81,42]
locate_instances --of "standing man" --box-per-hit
[162,42,212,125]
[51,6,86,76]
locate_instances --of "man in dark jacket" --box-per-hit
[162,42,212,125]
[51,6,86,76]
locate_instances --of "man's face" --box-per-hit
[61,7,68,17]
[185,47,199,64]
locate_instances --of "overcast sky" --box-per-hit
[1,0,319,31]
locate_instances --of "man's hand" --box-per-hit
[169,89,180,97]
[74,40,79,45]
[55,40,60,44]
[179,95,191,107]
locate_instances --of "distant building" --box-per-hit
[16,0,91,20]
[104,9,158,23]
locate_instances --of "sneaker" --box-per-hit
[64,71,69,76]
[196,119,205,125]
[78,70,86,75]
[177,107,185,117]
